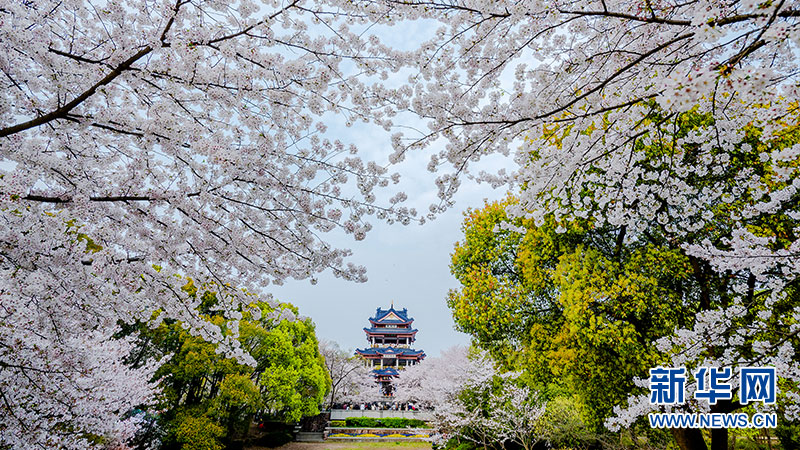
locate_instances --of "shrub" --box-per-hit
[776,418,800,450]
[330,420,347,427]
[443,439,478,450]
[252,431,294,447]
[344,417,428,428]
[381,418,427,428]
[345,417,379,427]
[174,415,224,450]
[535,396,597,449]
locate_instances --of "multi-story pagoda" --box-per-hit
[355,303,425,395]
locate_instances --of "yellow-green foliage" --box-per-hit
[448,199,691,429]
[134,287,330,446]
[535,396,596,448]
[210,373,262,426]
[174,415,224,450]
[251,305,330,422]
[449,108,800,433]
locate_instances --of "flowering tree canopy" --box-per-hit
[395,347,497,446]
[384,0,800,219]
[3,0,800,448]
[396,347,545,448]
[1,0,410,447]
[448,117,800,448]
[394,346,495,410]
[319,339,378,407]
[387,2,800,449]
[485,381,546,450]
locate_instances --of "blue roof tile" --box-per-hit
[370,306,413,324]
[363,327,418,334]
[355,346,426,357]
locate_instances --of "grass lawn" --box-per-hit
[248,441,433,450]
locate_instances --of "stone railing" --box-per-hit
[330,409,432,420]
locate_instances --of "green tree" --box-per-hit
[252,305,330,422]
[449,201,688,430]
[209,374,262,439]
[128,286,329,449]
[449,108,800,450]
[174,414,224,450]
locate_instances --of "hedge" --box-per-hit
[343,417,428,428]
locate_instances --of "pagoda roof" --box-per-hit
[369,305,413,325]
[355,347,426,357]
[372,368,400,376]
[364,327,418,335]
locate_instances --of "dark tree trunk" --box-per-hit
[710,399,742,450]
[208,372,222,399]
[710,428,728,450]
[689,256,711,311]
[671,428,707,450]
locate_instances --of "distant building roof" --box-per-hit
[356,304,425,367]
[363,327,418,335]
[369,305,413,325]
[355,346,426,357]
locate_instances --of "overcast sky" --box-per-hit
[259,16,530,358]
[270,184,504,358]
[0,17,513,359]
[268,118,511,358]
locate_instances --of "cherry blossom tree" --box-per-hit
[0,0,412,447]
[485,381,546,450]
[395,347,494,447]
[394,346,494,409]
[373,3,800,449]
[381,2,800,295]
[394,346,542,448]
[319,339,374,409]
[381,0,800,214]
[5,0,800,448]
[338,364,381,405]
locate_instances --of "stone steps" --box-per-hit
[295,432,324,442]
